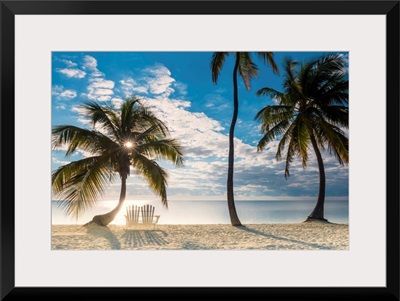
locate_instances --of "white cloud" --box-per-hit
[57,68,86,78]
[52,85,77,100]
[205,93,231,111]
[55,57,78,67]
[79,55,115,101]
[52,85,63,95]
[71,106,87,114]
[96,95,112,101]
[60,61,348,200]
[82,55,105,77]
[234,184,273,195]
[91,70,105,77]
[90,79,114,89]
[173,81,188,96]
[111,97,125,109]
[59,90,77,99]
[144,65,175,95]
[93,88,114,95]
[140,89,348,199]
[61,59,77,67]
[71,106,92,125]
[119,64,176,98]
[120,78,148,97]
[83,55,98,71]
[143,96,230,159]
[87,78,115,101]
[55,104,66,110]
[52,157,70,165]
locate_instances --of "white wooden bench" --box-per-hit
[125,204,160,229]
[125,205,141,227]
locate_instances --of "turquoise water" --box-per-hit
[52,200,349,225]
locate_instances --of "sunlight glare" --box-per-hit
[124,141,134,148]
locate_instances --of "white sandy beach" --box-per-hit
[52,222,349,250]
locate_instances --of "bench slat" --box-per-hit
[126,204,159,228]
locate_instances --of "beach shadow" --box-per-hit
[85,224,121,250]
[237,226,334,250]
[122,230,169,248]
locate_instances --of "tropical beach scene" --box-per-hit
[51,51,349,250]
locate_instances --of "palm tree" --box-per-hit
[255,54,348,221]
[52,97,184,226]
[211,52,279,226]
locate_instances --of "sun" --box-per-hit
[124,141,134,148]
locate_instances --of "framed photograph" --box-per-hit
[1,0,399,300]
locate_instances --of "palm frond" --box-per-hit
[238,52,258,90]
[255,53,349,179]
[284,137,297,179]
[134,138,184,167]
[131,154,169,208]
[135,106,169,137]
[255,105,294,133]
[52,97,184,219]
[257,52,280,74]
[257,118,292,151]
[318,105,349,128]
[128,124,165,143]
[275,122,297,161]
[81,101,120,139]
[316,80,349,106]
[120,96,141,132]
[295,116,310,168]
[52,125,118,156]
[256,87,285,100]
[316,119,349,165]
[313,54,347,78]
[52,155,115,219]
[282,57,302,96]
[211,52,229,84]
[298,60,316,95]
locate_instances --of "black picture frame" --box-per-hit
[1,1,399,300]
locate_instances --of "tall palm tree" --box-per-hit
[255,54,348,221]
[52,97,183,226]
[211,52,279,226]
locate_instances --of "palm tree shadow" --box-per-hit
[85,224,121,250]
[122,230,169,248]
[237,226,334,250]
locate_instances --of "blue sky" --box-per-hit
[51,51,349,202]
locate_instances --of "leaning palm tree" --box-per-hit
[211,52,279,226]
[255,54,348,221]
[52,97,183,226]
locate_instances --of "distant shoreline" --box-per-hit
[52,222,349,251]
[52,199,349,225]
[52,199,349,202]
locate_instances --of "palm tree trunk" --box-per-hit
[226,54,242,226]
[306,133,328,222]
[87,173,127,226]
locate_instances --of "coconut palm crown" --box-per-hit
[52,97,184,226]
[255,54,348,221]
[211,52,279,226]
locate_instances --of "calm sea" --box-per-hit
[52,200,349,225]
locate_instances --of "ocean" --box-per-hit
[52,199,349,225]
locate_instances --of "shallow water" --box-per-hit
[52,199,348,225]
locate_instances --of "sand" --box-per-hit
[52,221,349,250]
